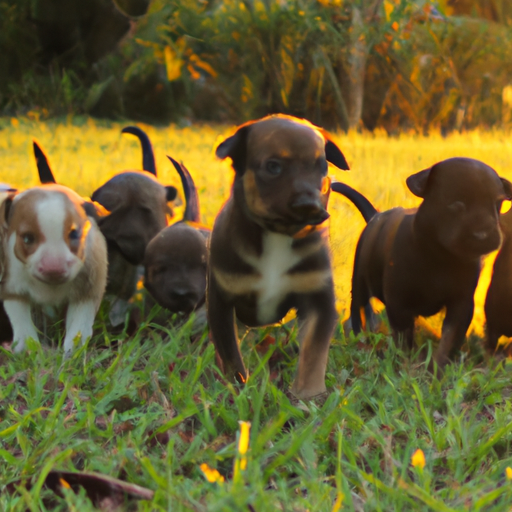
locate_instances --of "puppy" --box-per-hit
[208,114,349,399]
[484,207,512,353]
[144,157,209,315]
[332,158,512,369]
[0,185,107,353]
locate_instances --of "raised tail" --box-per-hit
[331,181,377,223]
[121,126,157,176]
[167,156,201,223]
[33,141,56,184]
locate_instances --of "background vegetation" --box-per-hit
[3,0,512,132]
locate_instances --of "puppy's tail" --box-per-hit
[121,126,157,176]
[167,156,201,223]
[33,141,56,184]
[331,181,377,223]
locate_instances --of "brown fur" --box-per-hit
[209,114,349,399]
[144,223,209,314]
[349,158,512,369]
[484,208,512,353]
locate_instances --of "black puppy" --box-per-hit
[208,114,349,399]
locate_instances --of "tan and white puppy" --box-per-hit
[0,184,108,353]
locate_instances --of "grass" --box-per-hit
[2,118,512,510]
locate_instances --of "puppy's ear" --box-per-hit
[215,125,250,174]
[406,167,432,198]
[33,140,56,184]
[325,139,350,170]
[0,193,16,229]
[82,200,110,220]
[166,186,177,202]
[500,178,512,200]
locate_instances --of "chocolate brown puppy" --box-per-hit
[209,114,349,399]
[333,158,512,369]
[144,157,209,315]
[484,208,512,353]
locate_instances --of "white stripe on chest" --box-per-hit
[243,232,302,323]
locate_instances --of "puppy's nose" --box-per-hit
[169,288,197,306]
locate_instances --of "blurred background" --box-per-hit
[2,0,512,133]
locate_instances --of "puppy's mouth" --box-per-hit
[261,209,330,236]
[34,272,70,285]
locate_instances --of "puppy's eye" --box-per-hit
[448,201,465,214]
[69,228,81,241]
[22,233,35,245]
[265,160,282,176]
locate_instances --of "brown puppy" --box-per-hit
[144,156,209,315]
[333,158,512,369]
[484,208,512,353]
[209,114,349,399]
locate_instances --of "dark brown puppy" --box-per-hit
[484,207,512,353]
[91,127,177,268]
[334,158,512,369]
[209,114,349,399]
[144,157,209,315]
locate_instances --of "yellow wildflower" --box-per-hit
[506,467,512,480]
[411,449,426,469]
[199,463,225,484]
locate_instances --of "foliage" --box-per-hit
[2,0,512,131]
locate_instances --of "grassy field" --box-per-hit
[2,118,512,510]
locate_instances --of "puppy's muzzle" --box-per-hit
[289,194,329,225]
[167,288,200,313]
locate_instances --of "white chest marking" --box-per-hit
[243,232,301,323]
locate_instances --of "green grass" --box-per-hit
[2,307,512,511]
[2,119,512,510]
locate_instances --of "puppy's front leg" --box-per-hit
[434,298,474,370]
[63,301,97,354]
[4,299,39,352]
[207,274,247,384]
[292,289,337,399]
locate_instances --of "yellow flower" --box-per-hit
[411,449,426,469]
[199,463,225,484]
[234,421,251,480]
[237,421,251,455]
[506,467,512,480]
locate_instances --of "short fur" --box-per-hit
[0,184,108,353]
[334,158,512,369]
[209,114,349,399]
[484,208,512,353]
[144,157,209,315]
